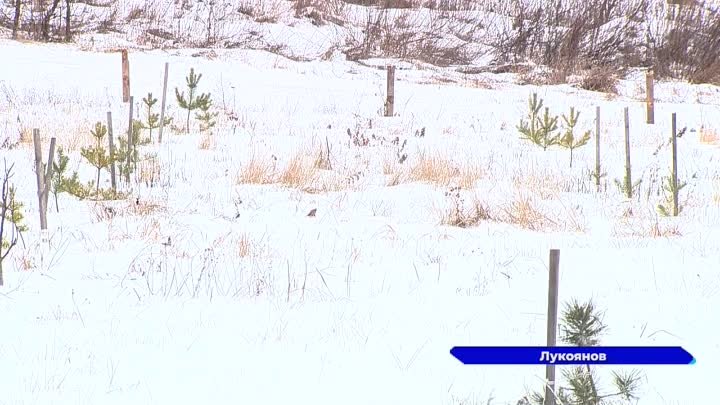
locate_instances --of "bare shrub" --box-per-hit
[579,65,619,93]
[651,3,720,84]
[344,7,484,66]
[492,0,647,77]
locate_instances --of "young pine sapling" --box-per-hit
[80,122,113,199]
[176,68,210,134]
[518,93,560,150]
[558,107,591,168]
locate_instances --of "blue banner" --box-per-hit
[450,346,695,365]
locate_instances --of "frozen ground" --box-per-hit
[0,38,719,404]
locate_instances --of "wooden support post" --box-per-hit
[158,62,169,144]
[646,69,654,125]
[385,65,395,117]
[671,113,679,216]
[545,249,560,405]
[107,111,117,192]
[32,130,56,231]
[121,49,130,103]
[126,96,134,183]
[623,107,632,199]
[594,106,601,190]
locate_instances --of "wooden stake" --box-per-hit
[126,96,134,183]
[646,69,654,125]
[623,107,632,199]
[385,65,395,117]
[159,62,169,143]
[32,130,55,231]
[545,249,560,405]
[671,113,679,216]
[595,106,601,190]
[107,111,117,192]
[121,49,130,103]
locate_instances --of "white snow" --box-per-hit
[0,36,719,405]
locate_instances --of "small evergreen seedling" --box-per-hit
[176,68,210,134]
[558,107,591,168]
[657,174,687,216]
[80,122,114,199]
[518,93,560,150]
[116,119,151,182]
[195,93,218,133]
[140,92,172,142]
[51,146,88,209]
[614,175,641,199]
[526,299,642,405]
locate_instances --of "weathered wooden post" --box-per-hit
[385,65,395,117]
[106,111,117,192]
[32,129,56,231]
[623,107,633,198]
[545,249,560,405]
[121,49,130,103]
[158,62,169,143]
[126,96,134,183]
[595,106,601,190]
[646,69,655,125]
[671,113,679,216]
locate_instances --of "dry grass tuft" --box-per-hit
[442,197,492,228]
[648,220,682,238]
[19,127,33,144]
[137,156,162,187]
[280,152,319,189]
[513,173,561,200]
[409,152,482,188]
[699,126,719,145]
[236,155,277,184]
[237,233,253,258]
[501,193,556,232]
[198,134,216,150]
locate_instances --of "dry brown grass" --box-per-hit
[236,155,277,184]
[500,193,557,232]
[441,194,492,228]
[279,153,319,189]
[699,126,719,145]
[648,220,682,237]
[512,172,561,200]
[137,155,162,187]
[236,233,253,258]
[236,150,347,193]
[18,127,33,145]
[198,134,216,150]
[408,152,482,188]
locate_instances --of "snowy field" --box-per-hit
[1,38,719,404]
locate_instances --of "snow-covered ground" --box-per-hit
[1,38,719,404]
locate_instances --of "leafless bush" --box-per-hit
[492,0,647,75]
[651,3,720,84]
[344,7,483,66]
[579,65,619,93]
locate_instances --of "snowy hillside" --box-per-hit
[1,1,720,405]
